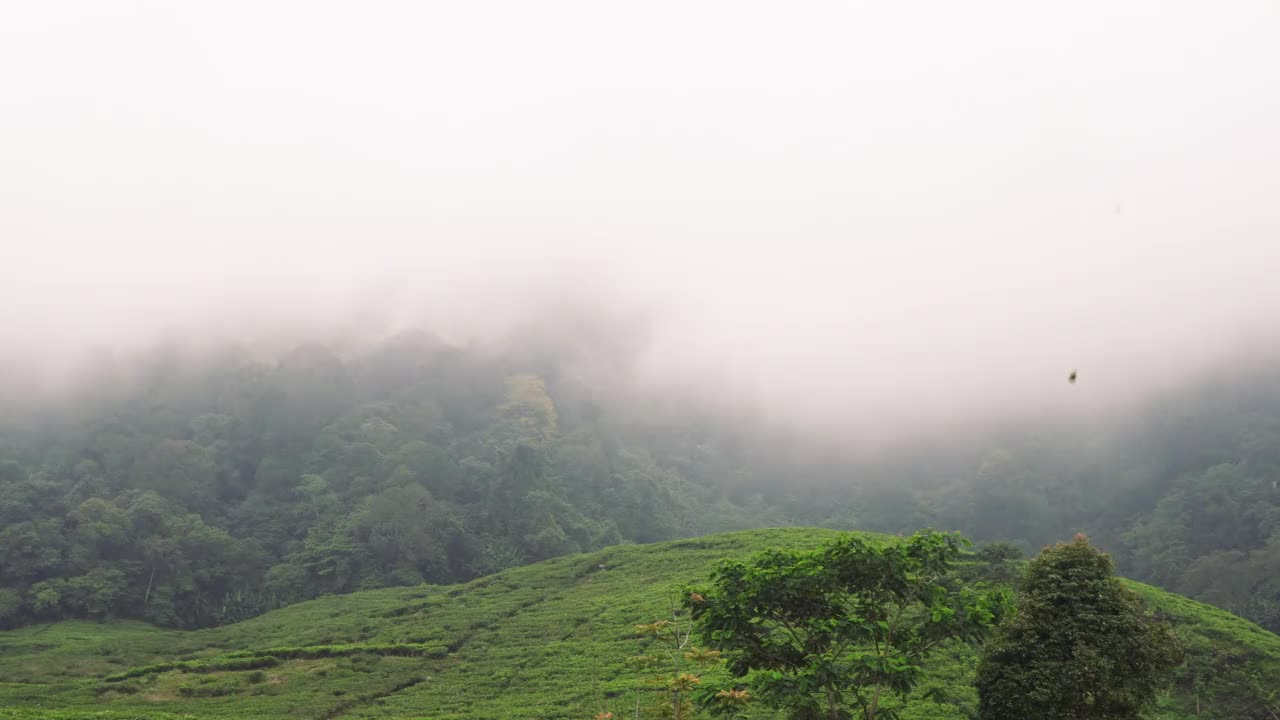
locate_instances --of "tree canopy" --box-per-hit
[0,334,1278,633]
[689,530,1009,720]
[975,535,1184,720]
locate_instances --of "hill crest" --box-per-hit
[1,528,1277,719]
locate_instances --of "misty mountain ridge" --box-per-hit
[0,327,1278,636]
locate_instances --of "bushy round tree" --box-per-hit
[975,535,1183,720]
[689,530,1009,720]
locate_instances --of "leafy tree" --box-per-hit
[298,520,363,594]
[355,484,451,584]
[129,440,219,516]
[67,498,131,570]
[61,568,127,618]
[975,534,1184,720]
[0,519,66,584]
[689,530,1008,720]
[0,462,65,526]
[971,542,1024,586]
[262,562,309,606]
[975,542,1023,564]
[28,579,65,616]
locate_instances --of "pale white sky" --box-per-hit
[2,1,1279,435]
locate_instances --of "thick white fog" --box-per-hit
[3,1,1280,438]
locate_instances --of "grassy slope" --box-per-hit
[0,528,1276,720]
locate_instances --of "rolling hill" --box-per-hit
[1,528,1277,719]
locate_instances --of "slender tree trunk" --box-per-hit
[143,567,155,607]
[867,684,882,720]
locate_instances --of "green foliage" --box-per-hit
[975,536,1184,720]
[128,440,218,516]
[0,529,1275,719]
[689,531,1009,720]
[968,543,1024,587]
[974,542,1022,564]
[0,336,792,630]
[2,334,1280,637]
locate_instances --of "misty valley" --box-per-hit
[6,1,1280,715]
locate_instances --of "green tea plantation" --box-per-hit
[1,529,1276,719]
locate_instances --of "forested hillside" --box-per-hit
[0,331,792,629]
[834,362,1280,633]
[1,333,1278,633]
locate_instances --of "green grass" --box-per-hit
[0,528,1276,719]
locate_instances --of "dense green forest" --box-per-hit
[1,332,1278,634]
